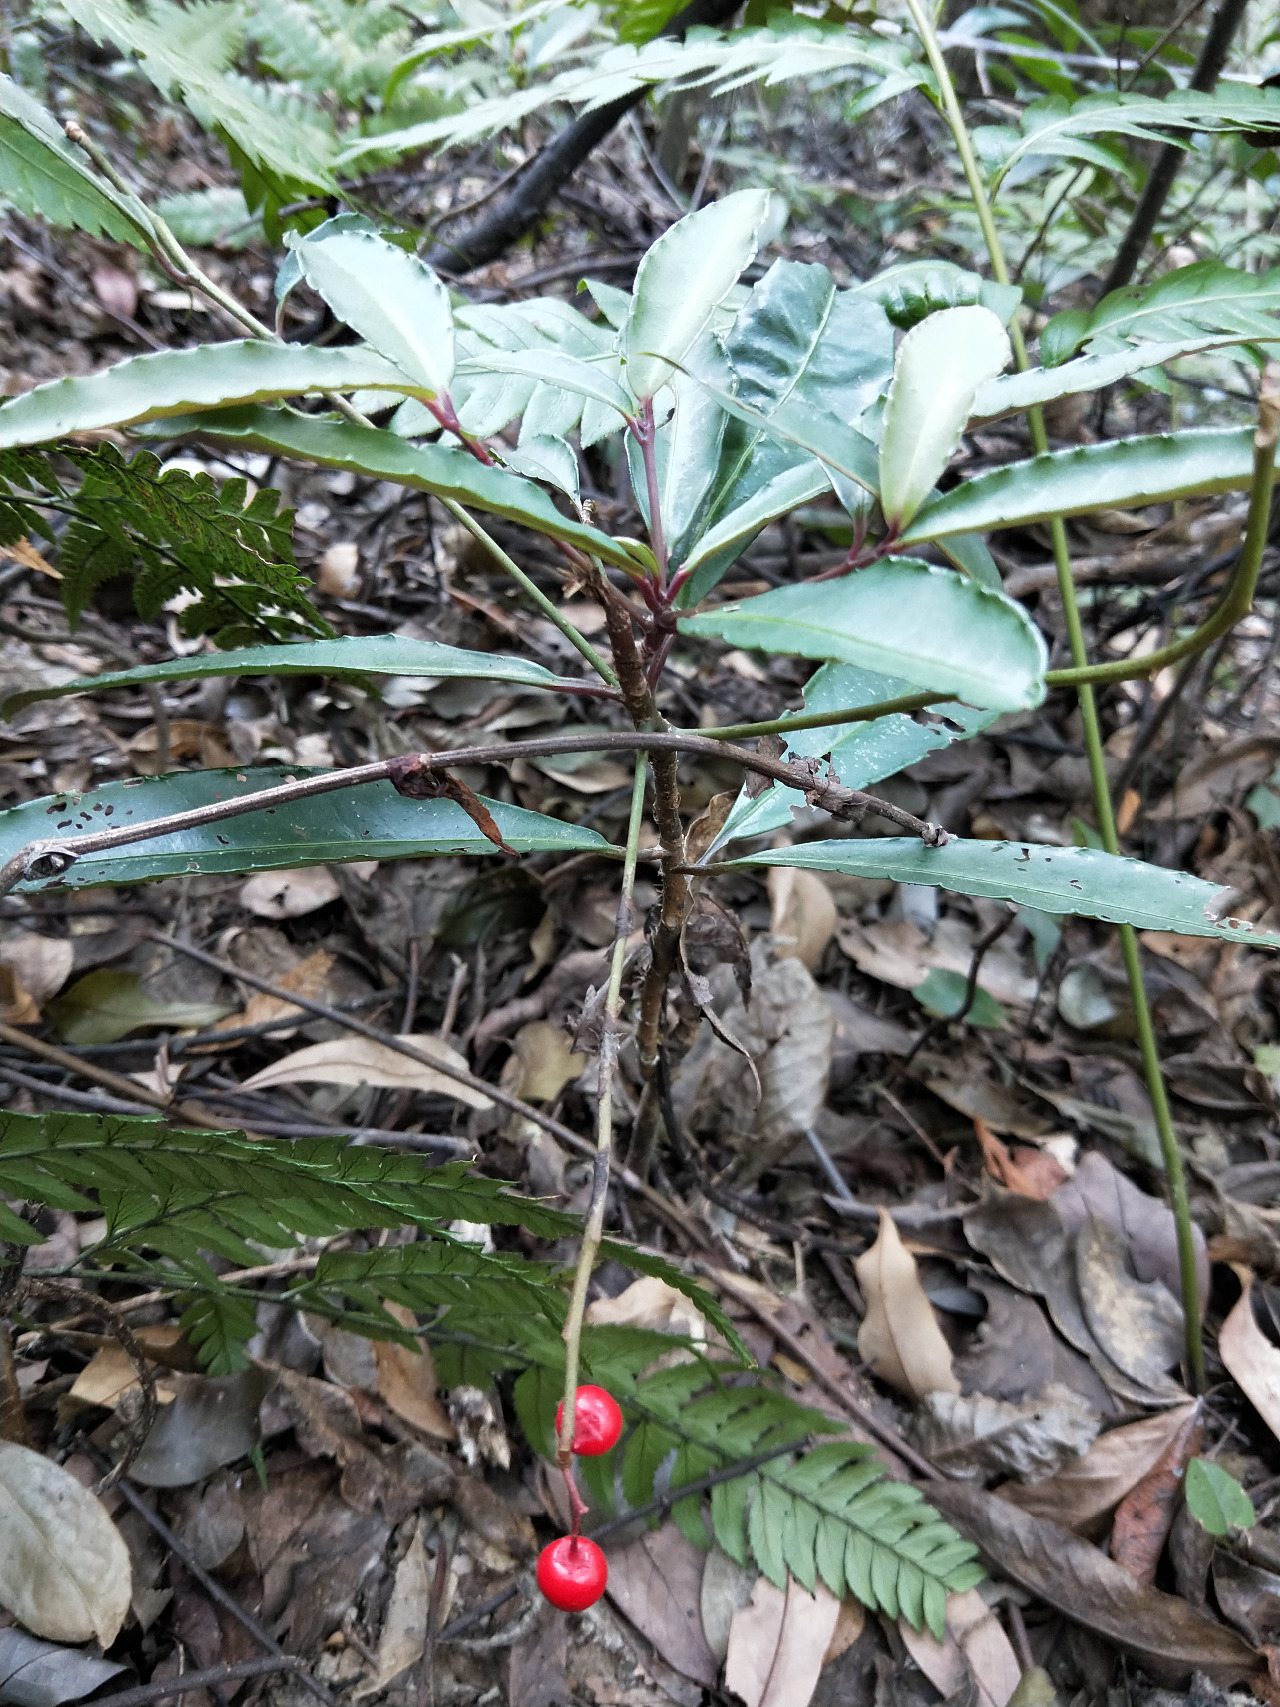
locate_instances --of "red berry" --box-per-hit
[537,1535,608,1612]
[555,1385,623,1456]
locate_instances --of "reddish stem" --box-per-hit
[560,1463,590,1537]
[426,395,497,466]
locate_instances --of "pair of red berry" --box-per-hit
[536,1386,622,1612]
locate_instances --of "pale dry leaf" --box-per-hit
[374,1302,456,1442]
[1075,1216,1185,1397]
[700,1545,758,1664]
[1218,1266,1280,1446]
[505,1022,586,1103]
[585,1275,706,1342]
[724,1573,841,1707]
[999,1403,1199,1532]
[215,948,335,1037]
[912,1384,1099,1484]
[126,720,233,774]
[66,1344,178,1414]
[353,1524,428,1698]
[605,1524,719,1688]
[318,541,360,596]
[898,1587,1021,1707]
[0,964,39,1026]
[767,867,837,971]
[823,1597,866,1665]
[0,536,61,579]
[0,1440,133,1645]
[238,1034,492,1106]
[838,917,1038,1007]
[239,867,341,920]
[854,1208,959,1401]
[0,934,73,1007]
[91,264,138,320]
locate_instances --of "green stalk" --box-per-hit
[695,691,948,741]
[556,754,648,1486]
[902,0,1221,1390]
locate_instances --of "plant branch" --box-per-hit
[556,755,647,1501]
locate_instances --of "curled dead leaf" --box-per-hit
[1219,1266,1280,1447]
[855,1208,959,1401]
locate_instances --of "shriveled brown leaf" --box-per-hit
[685,791,736,865]
[1213,1552,1280,1648]
[0,536,60,579]
[913,1384,1098,1484]
[127,719,233,774]
[1109,1404,1201,1583]
[373,1302,456,1442]
[0,1441,133,1645]
[975,1119,1067,1200]
[724,1574,841,1707]
[504,1021,586,1103]
[1000,1403,1199,1534]
[586,1275,706,1342]
[898,1586,1021,1707]
[239,867,341,920]
[928,1480,1261,1687]
[215,948,335,1038]
[1,963,39,1026]
[768,866,837,970]
[239,1033,492,1106]
[352,1522,428,1698]
[854,1208,958,1401]
[604,1523,718,1689]
[1218,1267,1280,1446]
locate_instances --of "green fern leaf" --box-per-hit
[179,1291,257,1374]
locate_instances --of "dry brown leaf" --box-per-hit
[1075,1216,1185,1397]
[127,720,233,774]
[928,1480,1261,1688]
[66,1343,178,1413]
[239,867,341,920]
[215,948,335,1037]
[1219,1267,1280,1445]
[0,1441,133,1645]
[585,1275,706,1342]
[700,1545,758,1664]
[0,536,61,579]
[912,1384,1099,1484]
[1000,1403,1199,1533]
[353,1522,428,1698]
[374,1302,456,1442]
[238,1033,492,1106]
[838,917,1038,1007]
[1109,1404,1202,1584]
[823,1597,866,1665]
[91,263,138,320]
[768,867,837,970]
[605,1524,719,1689]
[724,1574,842,1707]
[898,1587,1021,1707]
[0,963,39,1026]
[504,1021,586,1103]
[686,791,736,865]
[0,933,73,1008]
[854,1208,959,1401]
[975,1119,1067,1199]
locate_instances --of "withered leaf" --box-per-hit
[1000,1403,1199,1535]
[855,1209,959,1401]
[1218,1266,1280,1446]
[1109,1404,1202,1583]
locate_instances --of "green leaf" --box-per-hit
[144,405,639,571]
[685,378,881,503]
[847,259,1022,329]
[0,767,613,890]
[678,461,833,581]
[292,229,455,397]
[879,306,1011,530]
[1041,260,1280,365]
[623,189,770,401]
[913,968,1006,1028]
[152,186,254,248]
[731,839,1280,946]
[900,427,1265,546]
[680,560,1047,712]
[0,74,155,247]
[628,332,731,552]
[47,970,233,1044]
[973,336,1237,422]
[0,341,423,450]
[1184,1458,1255,1537]
[179,1293,256,1374]
[457,347,634,419]
[3,635,583,717]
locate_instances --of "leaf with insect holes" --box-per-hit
[623,189,770,401]
[878,306,1011,529]
[1185,1458,1255,1537]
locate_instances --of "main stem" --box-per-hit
[904,0,1209,1389]
[556,755,648,1509]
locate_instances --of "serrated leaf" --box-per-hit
[730,838,1280,946]
[623,189,770,400]
[847,258,1022,329]
[0,341,422,451]
[3,634,581,716]
[1041,260,1280,365]
[900,426,1265,546]
[293,230,454,397]
[973,336,1234,421]
[0,767,612,890]
[0,74,154,247]
[678,459,832,581]
[680,560,1047,712]
[144,405,639,570]
[1185,1458,1255,1537]
[879,306,1011,529]
[457,347,633,418]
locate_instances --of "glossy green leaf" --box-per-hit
[142,406,638,571]
[623,189,770,400]
[1040,259,1280,364]
[1,768,612,891]
[457,347,633,418]
[936,532,1002,590]
[2,635,583,718]
[292,229,455,397]
[712,663,992,849]
[687,376,881,499]
[0,73,154,247]
[973,336,1231,422]
[732,839,1280,947]
[679,460,831,578]
[900,427,1267,546]
[879,306,1011,529]
[48,970,233,1045]
[0,341,419,450]
[914,968,1006,1028]
[680,560,1047,711]
[847,259,1022,329]
[1184,1458,1255,1537]
[628,333,731,552]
